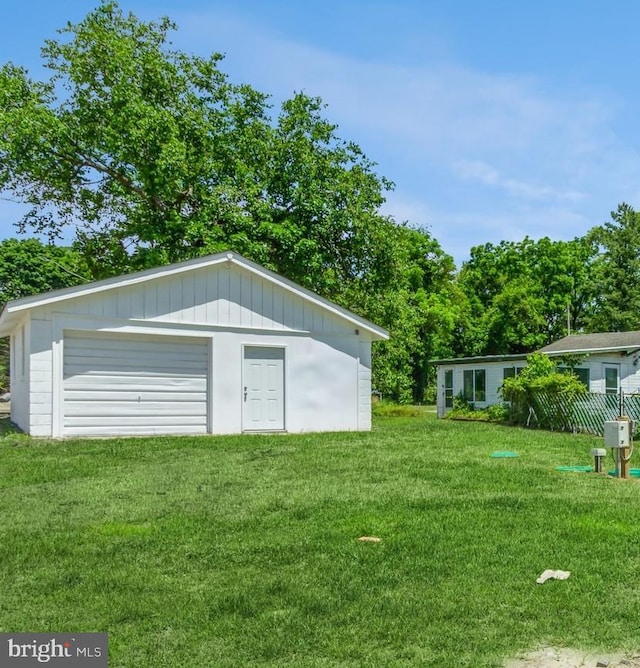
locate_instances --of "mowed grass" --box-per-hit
[1,415,640,667]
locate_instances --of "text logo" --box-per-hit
[0,634,107,667]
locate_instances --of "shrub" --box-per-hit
[422,384,438,405]
[502,353,586,427]
[445,393,509,423]
[372,400,422,418]
[484,403,511,422]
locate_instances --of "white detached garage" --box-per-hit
[0,252,388,437]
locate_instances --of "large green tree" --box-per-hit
[457,236,596,354]
[350,225,465,402]
[0,2,461,402]
[0,238,89,305]
[586,203,640,332]
[0,2,394,293]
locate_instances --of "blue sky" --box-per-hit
[2,1,640,266]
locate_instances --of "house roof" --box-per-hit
[538,331,640,356]
[432,353,528,366]
[433,331,640,367]
[0,251,389,340]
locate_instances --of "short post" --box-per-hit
[619,415,631,480]
[591,448,607,473]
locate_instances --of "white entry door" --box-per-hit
[242,346,285,431]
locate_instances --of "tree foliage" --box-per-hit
[586,203,640,332]
[0,238,90,306]
[0,2,462,403]
[352,226,464,403]
[0,239,90,392]
[0,2,397,291]
[458,236,596,355]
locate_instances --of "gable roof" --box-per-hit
[0,251,389,340]
[537,331,640,356]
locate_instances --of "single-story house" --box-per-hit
[0,251,388,437]
[434,331,640,418]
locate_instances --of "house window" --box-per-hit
[503,367,523,380]
[604,365,619,394]
[444,369,454,408]
[463,369,486,403]
[558,367,590,389]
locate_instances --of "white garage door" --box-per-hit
[63,331,209,436]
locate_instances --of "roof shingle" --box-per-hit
[538,331,640,355]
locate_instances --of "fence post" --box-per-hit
[619,389,624,418]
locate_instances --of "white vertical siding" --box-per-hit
[209,333,363,434]
[624,363,640,394]
[436,354,640,421]
[41,264,354,336]
[578,354,635,394]
[436,360,525,413]
[486,364,506,405]
[436,365,445,418]
[286,335,359,432]
[12,323,373,436]
[8,317,54,436]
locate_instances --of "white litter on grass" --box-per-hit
[358,536,382,543]
[536,569,571,584]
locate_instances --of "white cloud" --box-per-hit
[383,188,594,265]
[452,159,585,202]
[171,13,614,155]
[168,8,640,232]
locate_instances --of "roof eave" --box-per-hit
[544,345,640,356]
[0,309,26,338]
[432,353,529,365]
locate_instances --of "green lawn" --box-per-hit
[1,414,639,667]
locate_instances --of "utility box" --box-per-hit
[604,420,630,448]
